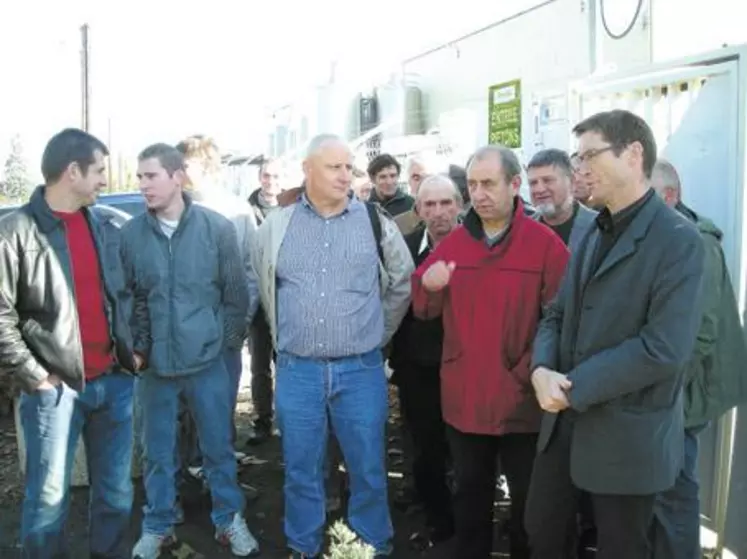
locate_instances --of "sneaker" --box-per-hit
[132,531,176,559]
[215,513,260,556]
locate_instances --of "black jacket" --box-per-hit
[389,225,444,371]
[369,188,415,218]
[0,186,136,392]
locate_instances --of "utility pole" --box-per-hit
[80,23,90,132]
[107,117,113,188]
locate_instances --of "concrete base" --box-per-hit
[14,397,89,487]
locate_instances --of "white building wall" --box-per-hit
[268,0,747,162]
[652,0,747,62]
[401,0,590,157]
[396,0,747,162]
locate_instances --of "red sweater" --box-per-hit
[55,211,113,380]
[412,200,569,435]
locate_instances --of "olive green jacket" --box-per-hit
[679,203,747,427]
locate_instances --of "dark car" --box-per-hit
[0,191,146,220]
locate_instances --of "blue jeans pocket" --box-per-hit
[359,350,383,370]
[30,384,63,410]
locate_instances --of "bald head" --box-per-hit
[651,159,681,208]
[305,134,348,160]
[302,133,353,209]
[417,174,462,241]
[416,174,463,205]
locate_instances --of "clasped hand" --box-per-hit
[531,367,572,413]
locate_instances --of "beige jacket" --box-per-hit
[250,201,415,350]
[394,209,423,236]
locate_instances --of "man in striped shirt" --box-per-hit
[251,134,414,557]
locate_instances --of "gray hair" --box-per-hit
[652,158,681,191]
[305,134,347,159]
[416,174,463,206]
[138,143,184,176]
[467,145,522,184]
[405,154,427,173]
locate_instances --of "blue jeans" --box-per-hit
[652,426,705,559]
[224,349,243,444]
[20,372,134,559]
[184,349,243,467]
[140,359,244,535]
[276,349,393,556]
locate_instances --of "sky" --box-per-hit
[0,0,542,181]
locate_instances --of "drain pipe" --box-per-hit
[586,0,598,74]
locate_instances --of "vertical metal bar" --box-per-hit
[714,408,738,554]
[107,117,113,188]
[587,0,598,73]
[80,24,90,132]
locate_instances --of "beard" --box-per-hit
[535,201,559,219]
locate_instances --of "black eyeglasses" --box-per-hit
[570,145,617,171]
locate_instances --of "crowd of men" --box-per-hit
[0,107,745,559]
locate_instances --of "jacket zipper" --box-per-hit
[63,223,86,389]
[167,233,175,373]
[152,211,184,374]
[91,218,117,366]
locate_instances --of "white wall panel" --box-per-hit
[402,0,589,152]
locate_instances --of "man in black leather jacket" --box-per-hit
[0,128,139,559]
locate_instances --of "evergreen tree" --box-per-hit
[2,135,33,203]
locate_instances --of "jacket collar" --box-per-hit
[675,200,698,223]
[462,196,525,241]
[582,191,662,283]
[276,185,357,210]
[145,191,194,230]
[28,185,98,234]
[369,187,408,205]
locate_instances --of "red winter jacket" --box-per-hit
[412,199,569,435]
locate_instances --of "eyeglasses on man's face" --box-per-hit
[570,145,618,171]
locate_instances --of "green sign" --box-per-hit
[488,79,522,148]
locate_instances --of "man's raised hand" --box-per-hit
[422,261,456,292]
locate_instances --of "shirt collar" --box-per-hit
[595,189,654,235]
[299,190,359,218]
[418,228,430,255]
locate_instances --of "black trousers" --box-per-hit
[525,412,656,559]
[397,363,454,538]
[249,309,275,425]
[447,426,537,559]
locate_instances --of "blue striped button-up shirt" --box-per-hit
[275,195,384,358]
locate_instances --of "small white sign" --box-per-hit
[493,85,518,105]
